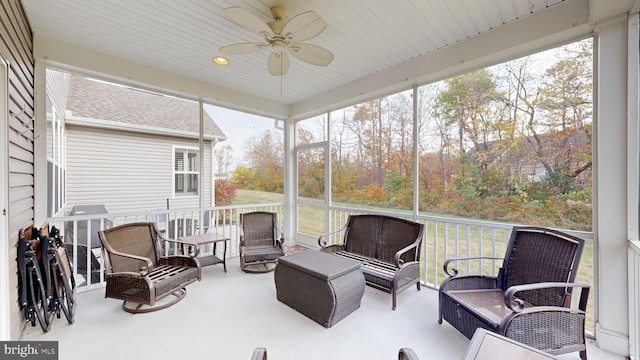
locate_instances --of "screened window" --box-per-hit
[46,95,65,216]
[174,147,199,196]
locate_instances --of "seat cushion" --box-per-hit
[244,245,283,263]
[151,264,200,299]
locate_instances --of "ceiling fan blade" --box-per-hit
[268,51,290,76]
[219,42,267,55]
[288,43,334,66]
[224,7,273,37]
[282,11,327,42]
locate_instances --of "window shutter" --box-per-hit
[175,150,184,171]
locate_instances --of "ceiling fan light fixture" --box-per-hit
[220,6,333,76]
[213,56,229,65]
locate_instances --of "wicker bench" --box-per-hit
[274,250,365,328]
[318,214,424,310]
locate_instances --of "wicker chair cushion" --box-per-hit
[150,265,200,298]
[243,246,283,263]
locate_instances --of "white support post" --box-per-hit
[0,55,9,341]
[594,15,631,357]
[283,118,296,247]
[628,11,640,360]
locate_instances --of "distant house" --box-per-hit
[50,72,227,219]
[466,128,592,184]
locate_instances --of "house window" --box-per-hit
[174,147,199,196]
[46,96,65,216]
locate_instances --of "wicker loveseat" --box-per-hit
[318,214,424,310]
[98,222,201,313]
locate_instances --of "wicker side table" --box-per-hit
[275,250,365,328]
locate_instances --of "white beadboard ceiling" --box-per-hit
[21,0,636,117]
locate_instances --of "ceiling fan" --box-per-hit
[220,6,334,76]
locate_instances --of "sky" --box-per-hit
[204,104,282,170]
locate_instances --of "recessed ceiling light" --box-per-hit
[213,56,228,65]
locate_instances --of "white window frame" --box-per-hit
[46,97,66,217]
[173,146,199,197]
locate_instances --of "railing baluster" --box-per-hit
[49,203,591,294]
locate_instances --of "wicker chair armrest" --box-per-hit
[106,270,151,278]
[319,244,344,254]
[443,256,503,277]
[397,260,420,271]
[396,261,420,286]
[106,249,154,275]
[439,274,498,292]
[394,242,420,266]
[504,282,591,312]
[317,224,348,248]
[499,303,589,342]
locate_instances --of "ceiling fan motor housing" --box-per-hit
[220,5,334,76]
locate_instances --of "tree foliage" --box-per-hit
[231,130,284,193]
[230,40,593,231]
[214,179,237,206]
[214,144,234,177]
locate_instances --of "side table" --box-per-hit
[275,250,365,328]
[179,233,230,272]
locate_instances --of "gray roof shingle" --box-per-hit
[66,75,226,139]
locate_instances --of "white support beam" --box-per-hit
[594,15,631,357]
[628,11,640,360]
[33,35,289,120]
[0,54,10,341]
[283,118,296,247]
[34,62,47,226]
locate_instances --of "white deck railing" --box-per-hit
[324,206,593,290]
[47,203,284,291]
[48,203,595,330]
[323,206,595,332]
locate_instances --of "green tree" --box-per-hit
[235,130,284,193]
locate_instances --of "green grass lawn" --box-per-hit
[233,189,284,205]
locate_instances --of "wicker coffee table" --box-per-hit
[274,250,365,328]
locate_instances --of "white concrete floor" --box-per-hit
[21,256,626,360]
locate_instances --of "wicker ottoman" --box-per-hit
[275,250,365,328]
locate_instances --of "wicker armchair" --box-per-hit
[438,226,589,359]
[98,222,201,313]
[239,211,284,273]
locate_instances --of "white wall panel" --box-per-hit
[65,125,212,215]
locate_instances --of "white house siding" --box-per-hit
[65,125,212,217]
[2,0,35,340]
